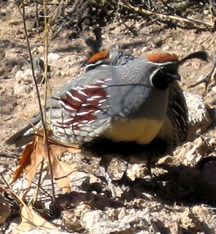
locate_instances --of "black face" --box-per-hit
[151,63,180,91]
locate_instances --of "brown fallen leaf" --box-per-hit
[11,129,81,192]
[12,141,36,184]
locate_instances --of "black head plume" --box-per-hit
[179,51,208,65]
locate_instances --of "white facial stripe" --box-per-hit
[149,67,160,86]
[148,61,176,65]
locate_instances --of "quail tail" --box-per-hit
[6,115,41,147]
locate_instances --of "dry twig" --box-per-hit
[189,53,216,90]
[120,0,215,30]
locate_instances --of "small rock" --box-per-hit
[185,137,210,163]
[127,164,146,181]
[179,210,201,232]
[81,210,109,231]
[13,83,32,96]
[0,67,5,76]
[48,53,60,61]
[212,86,216,93]
[15,70,23,82]
[0,9,7,16]
[184,92,212,140]
[15,69,33,84]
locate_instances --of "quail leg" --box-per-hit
[99,156,117,197]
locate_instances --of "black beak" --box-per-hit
[172,73,181,81]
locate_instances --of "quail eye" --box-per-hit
[160,66,168,72]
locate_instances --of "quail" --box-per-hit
[6,49,208,195]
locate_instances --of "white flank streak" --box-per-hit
[59,100,66,107]
[77,87,85,91]
[63,118,74,124]
[66,91,82,102]
[94,110,101,114]
[81,120,89,124]
[76,111,89,116]
[99,99,106,103]
[173,101,184,112]
[64,105,76,112]
[172,109,179,116]
[96,80,105,84]
[65,105,75,111]
[88,120,95,124]
[53,120,70,128]
[88,95,102,100]
[104,78,112,82]
[52,121,62,127]
[175,118,181,126]
[78,89,88,97]
[81,103,90,107]
[59,100,75,111]
[85,85,99,89]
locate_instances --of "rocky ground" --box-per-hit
[0,1,216,233]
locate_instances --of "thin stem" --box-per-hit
[18,1,55,200]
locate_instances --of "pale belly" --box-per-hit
[103,118,163,144]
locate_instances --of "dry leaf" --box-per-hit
[14,204,57,233]
[50,154,77,192]
[12,142,35,184]
[11,129,80,192]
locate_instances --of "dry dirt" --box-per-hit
[0,1,216,233]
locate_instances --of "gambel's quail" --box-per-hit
[6,49,208,194]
